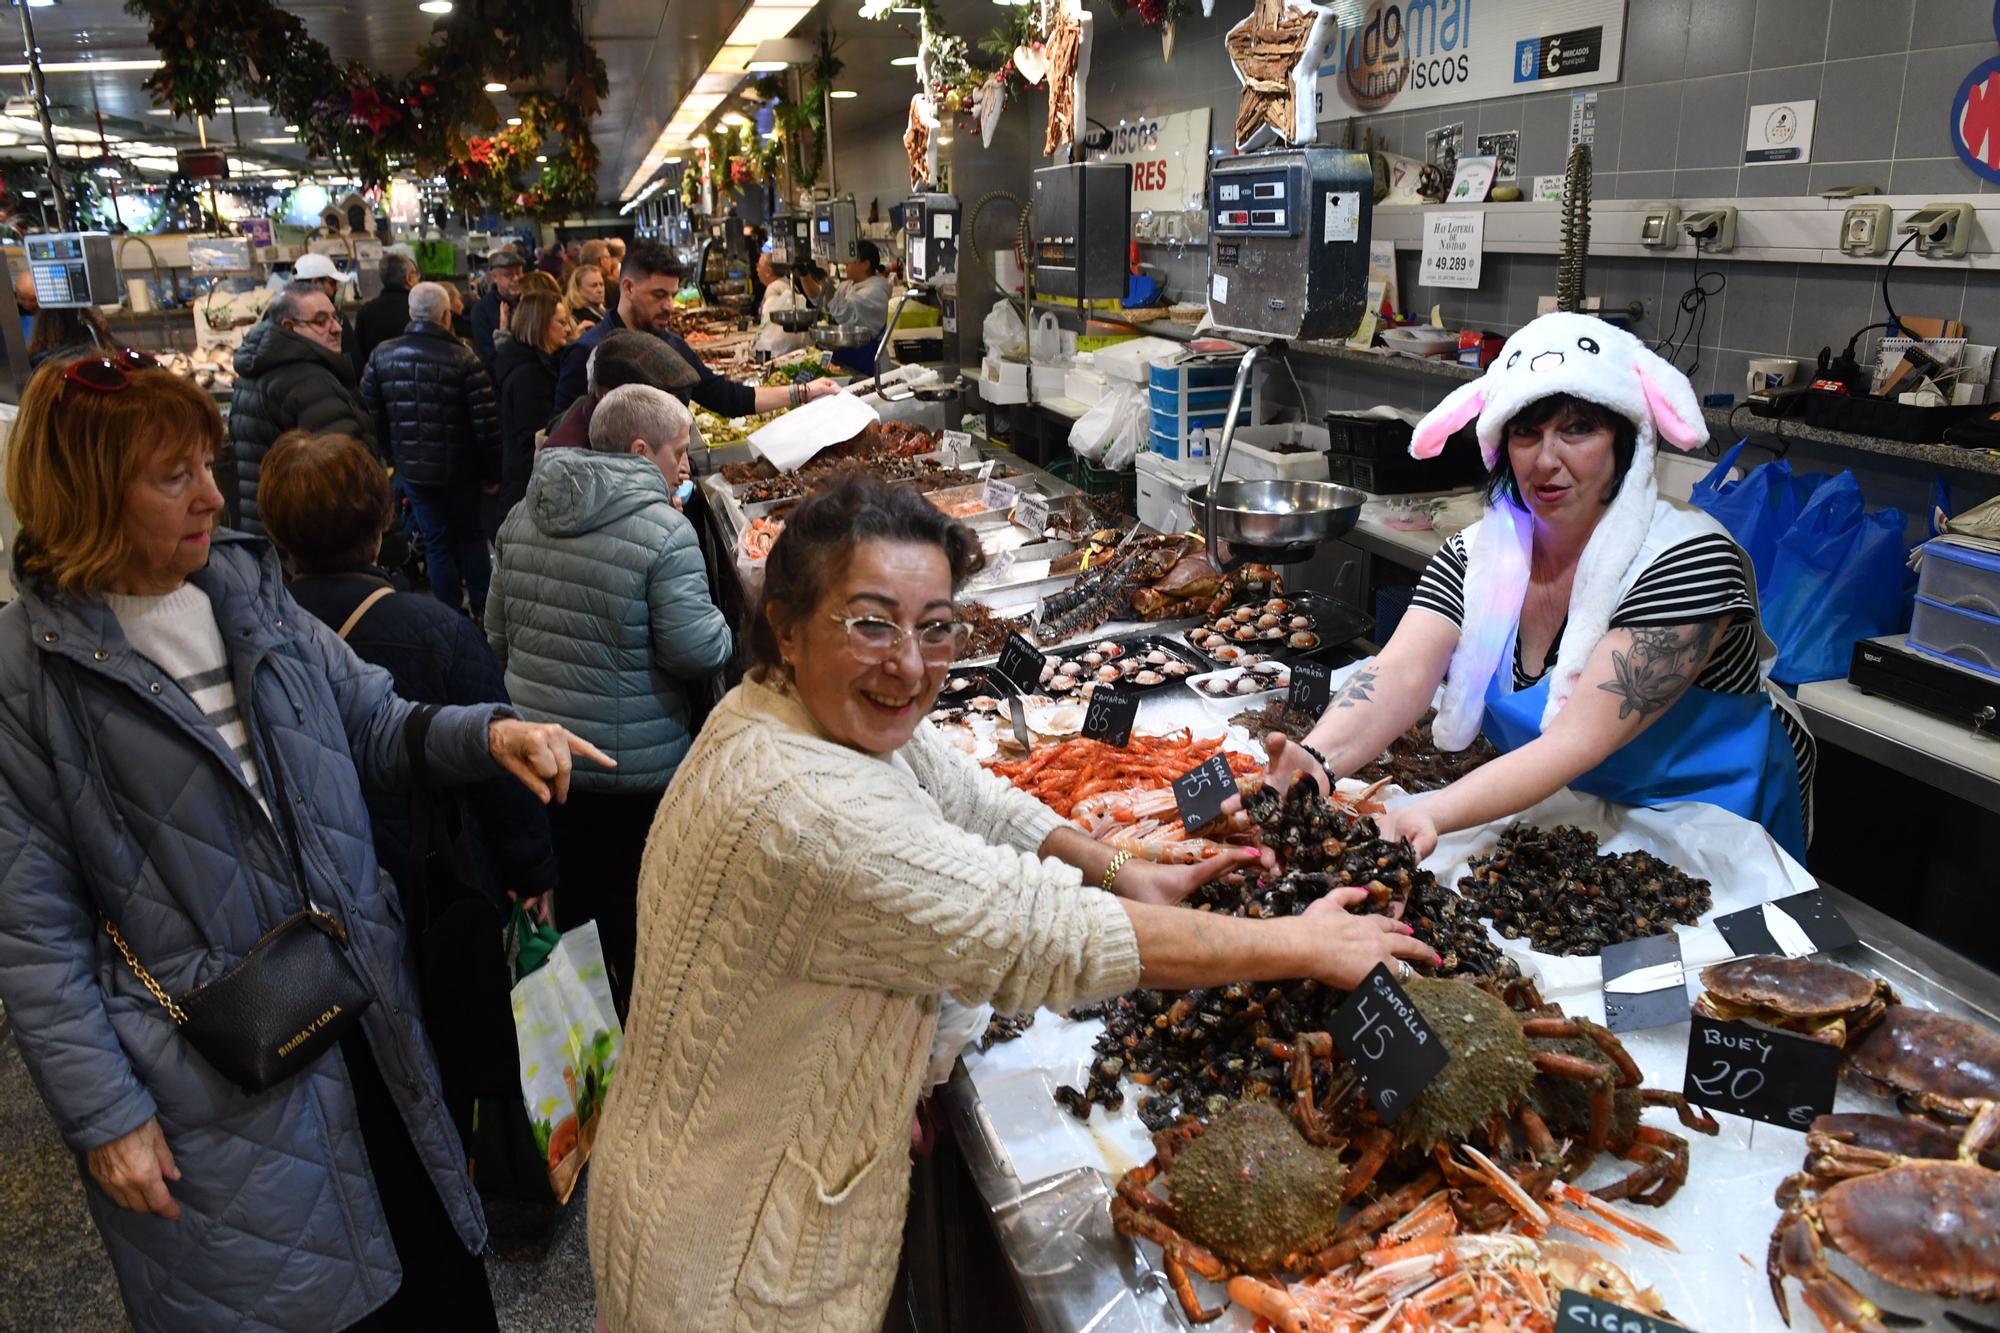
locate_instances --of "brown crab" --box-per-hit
[1502,977,1721,1206]
[1768,1106,2000,1331]
[1845,1003,2000,1124]
[1696,956,1899,1047]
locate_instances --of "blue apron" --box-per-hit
[1481,669,1807,860]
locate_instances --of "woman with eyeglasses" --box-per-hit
[587,474,1436,1333]
[0,353,611,1332]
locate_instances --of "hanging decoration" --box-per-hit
[1105,0,1199,61]
[1042,6,1088,158]
[754,32,842,193]
[122,0,608,219]
[862,0,1044,153]
[904,93,938,190]
[1225,0,1335,150]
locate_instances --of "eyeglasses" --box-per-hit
[292,312,338,330]
[828,613,969,665]
[60,348,160,394]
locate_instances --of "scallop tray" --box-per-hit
[1187,590,1372,669]
[939,633,1211,706]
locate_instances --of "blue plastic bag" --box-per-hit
[1689,439,1825,594]
[1759,471,1913,686]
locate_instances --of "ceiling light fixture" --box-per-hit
[483,81,507,92]
[534,154,547,163]
[890,55,918,66]
[284,124,300,132]
[830,89,859,99]
[418,0,453,11]
[719,112,748,127]
[0,59,162,74]
[745,60,789,71]
[506,116,521,125]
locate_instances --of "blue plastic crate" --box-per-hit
[1148,361,1241,394]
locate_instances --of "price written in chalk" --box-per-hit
[1014,490,1052,535]
[1288,660,1332,715]
[1170,754,1236,833]
[981,476,1019,513]
[1081,685,1139,747]
[942,429,975,459]
[1555,1290,1696,1333]
[1682,1012,1840,1130]
[992,632,1048,697]
[1331,964,1450,1123]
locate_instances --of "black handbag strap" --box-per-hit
[400,704,489,930]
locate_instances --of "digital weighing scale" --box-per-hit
[811,197,860,267]
[25,232,117,309]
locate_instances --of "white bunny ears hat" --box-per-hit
[1404,312,1710,749]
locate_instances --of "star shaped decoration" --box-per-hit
[1225,0,1336,151]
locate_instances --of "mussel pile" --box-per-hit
[1457,823,1713,956]
[978,1012,1037,1051]
[1352,712,1500,793]
[1054,780,1513,1128]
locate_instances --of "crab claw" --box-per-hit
[1226,1276,1309,1333]
[1457,1143,1548,1228]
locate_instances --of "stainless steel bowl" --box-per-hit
[771,307,820,332]
[1187,479,1366,548]
[812,322,874,349]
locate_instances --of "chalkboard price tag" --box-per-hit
[1171,754,1237,833]
[1081,686,1139,747]
[993,632,1048,697]
[1600,933,1689,1034]
[1683,1012,1840,1130]
[1713,889,1858,960]
[981,476,1019,513]
[1287,660,1332,715]
[1555,1289,1695,1333]
[1331,963,1450,1124]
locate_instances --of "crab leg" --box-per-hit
[1164,1251,1227,1325]
[1227,1276,1309,1333]
[1961,1099,2000,1162]
[1639,1087,1721,1135]
[1548,1180,1678,1250]
[1457,1143,1550,1228]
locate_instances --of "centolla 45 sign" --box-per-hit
[1313,0,1626,120]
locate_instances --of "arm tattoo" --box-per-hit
[1330,667,1379,710]
[1596,622,1719,720]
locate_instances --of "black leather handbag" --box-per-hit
[106,906,373,1093]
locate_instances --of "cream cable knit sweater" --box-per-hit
[588,674,1143,1331]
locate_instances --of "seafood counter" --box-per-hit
[928,662,2000,1333]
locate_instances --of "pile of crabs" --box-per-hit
[1086,781,2000,1331]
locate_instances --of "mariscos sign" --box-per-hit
[1099,107,1212,213]
[1311,0,1626,121]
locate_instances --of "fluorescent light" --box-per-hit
[890,55,918,66]
[0,59,163,74]
[253,136,295,144]
[830,89,858,99]
[535,154,547,163]
[506,116,521,125]
[719,112,748,127]
[284,124,300,132]
[746,60,789,71]
[216,97,232,105]
[483,81,507,92]
[419,0,454,11]
[665,157,683,164]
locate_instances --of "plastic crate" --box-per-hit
[1148,361,1241,395]
[1917,539,2000,617]
[1324,411,1415,456]
[1075,453,1138,515]
[1909,597,2000,676]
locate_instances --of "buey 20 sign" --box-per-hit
[1099,107,1211,213]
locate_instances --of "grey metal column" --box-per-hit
[14,0,70,230]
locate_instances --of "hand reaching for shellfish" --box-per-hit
[1117,844,1274,907]
[1373,804,1440,861]
[1298,887,1439,990]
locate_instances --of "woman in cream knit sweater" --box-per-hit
[589,475,1436,1331]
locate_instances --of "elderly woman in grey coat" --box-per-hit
[0,351,610,1331]
[486,382,732,1019]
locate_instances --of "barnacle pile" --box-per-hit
[1053,779,1514,1128]
[1457,823,1713,957]
[1352,713,1500,793]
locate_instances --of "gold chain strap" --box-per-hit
[102,919,188,1024]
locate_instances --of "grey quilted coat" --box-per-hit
[0,532,500,1332]
[487,448,731,793]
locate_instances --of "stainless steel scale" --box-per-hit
[1189,148,1374,568]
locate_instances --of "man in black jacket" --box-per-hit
[363,281,502,619]
[470,248,525,370]
[223,281,375,535]
[353,252,417,371]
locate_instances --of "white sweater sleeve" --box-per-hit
[792,779,1141,1016]
[901,722,1068,855]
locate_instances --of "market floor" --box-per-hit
[0,1018,601,1330]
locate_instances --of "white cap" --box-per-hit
[293,252,357,283]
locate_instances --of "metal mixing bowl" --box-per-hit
[812,322,873,349]
[771,307,820,332]
[1187,479,1366,548]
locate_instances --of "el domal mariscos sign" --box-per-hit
[1311,0,1627,121]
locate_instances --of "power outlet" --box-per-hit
[1839,203,1893,256]
[1639,205,1681,249]
[1901,202,1975,259]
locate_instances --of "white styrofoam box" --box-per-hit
[1655,449,1725,503]
[1136,451,1208,534]
[1067,369,1109,406]
[979,357,1029,405]
[1225,423,1331,483]
[1095,336,1187,383]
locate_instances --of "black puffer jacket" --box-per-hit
[492,336,558,516]
[224,320,375,535]
[361,321,501,487]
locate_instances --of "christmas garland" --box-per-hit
[123,0,608,218]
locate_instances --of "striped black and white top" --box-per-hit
[1411,530,1816,835]
[107,584,269,815]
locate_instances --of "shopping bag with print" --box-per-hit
[511,918,622,1204]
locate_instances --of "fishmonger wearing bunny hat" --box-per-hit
[1266,312,1814,858]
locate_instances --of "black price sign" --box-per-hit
[1555,1290,1695,1333]
[1331,963,1450,1124]
[1171,754,1236,833]
[993,632,1047,697]
[1599,933,1689,1035]
[1713,889,1858,960]
[1683,1012,1840,1130]
[1081,686,1139,747]
[1287,660,1332,715]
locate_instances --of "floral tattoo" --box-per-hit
[1597,622,1718,720]
[1330,667,1378,710]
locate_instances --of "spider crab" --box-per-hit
[1696,956,1899,1047]
[1503,977,1720,1206]
[1769,1106,2000,1331]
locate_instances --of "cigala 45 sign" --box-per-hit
[1099,107,1212,211]
[1949,3,2000,184]
[1311,0,1627,122]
